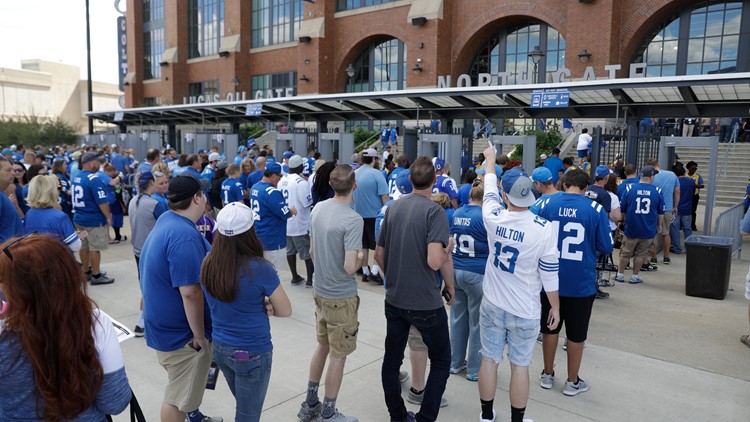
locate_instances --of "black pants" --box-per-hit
[691,194,700,231]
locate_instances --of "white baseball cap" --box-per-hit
[208,152,221,162]
[289,155,304,168]
[215,202,255,236]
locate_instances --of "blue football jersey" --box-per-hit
[72,170,109,227]
[450,204,488,275]
[221,178,245,206]
[387,167,407,198]
[432,175,458,200]
[537,192,613,297]
[621,182,665,239]
[249,181,291,250]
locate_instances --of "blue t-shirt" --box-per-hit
[138,162,153,175]
[621,183,665,239]
[249,181,292,250]
[543,156,564,184]
[72,170,109,227]
[617,177,638,201]
[200,166,215,190]
[380,127,390,143]
[15,184,29,215]
[98,172,116,204]
[537,192,613,297]
[247,170,264,190]
[153,192,168,208]
[0,192,22,243]
[54,172,73,215]
[386,167,407,198]
[112,153,129,174]
[653,170,679,211]
[530,191,562,215]
[221,177,245,206]
[432,175,458,200]
[456,183,472,207]
[234,155,244,165]
[741,206,750,233]
[303,157,315,177]
[23,208,78,246]
[203,258,280,352]
[450,204,488,275]
[744,184,750,209]
[140,211,212,352]
[677,177,696,216]
[353,165,389,218]
[390,127,398,143]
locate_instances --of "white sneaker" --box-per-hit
[479,410,495,422]
[563,377,590,396]
[539,370,554,389]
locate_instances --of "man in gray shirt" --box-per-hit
[375,156,455,422]
[298,165,365,422]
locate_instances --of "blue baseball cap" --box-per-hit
[476,164,503,177]
[237,146,248,153]
[283,151,294,159]
[197,149,206,154]
[265,162,282,175]
[1,148,11,156]
[500,168,536,207]
[434,158,446,171]
[395,170,413,194]
[595,165,611,179]
[531,167,553,183]
[138,171,155,190]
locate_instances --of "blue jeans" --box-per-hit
[450,269,483,375]
[212,341,273,422]
[382,301,450,422]
[669,215,693,253]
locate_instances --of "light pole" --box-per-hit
[345,63,355,92]
[85,0,94,135]
[528,46,545,84]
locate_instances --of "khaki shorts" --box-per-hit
[314,294,359,358]
[156,342,213,412]
[619,236,653,259]
[660,213,674,235]
[407,325,427,352]
[75,224,109,251]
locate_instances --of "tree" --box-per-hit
[510,128,563,162]
[0,114,78,147]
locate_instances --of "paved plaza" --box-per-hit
[95,220,750,422]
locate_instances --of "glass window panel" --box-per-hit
[719,60,736,72]
[703,61,720,73]
[703,36,722,60]
[705,11,725,37]
[689,12,706,38]
[663,40,679,63]
[724,9,742,33]
[663,19,680,40]
[661,65,677,76]
[687,39,705,62]
[686,63,703,75]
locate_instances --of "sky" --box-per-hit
[0,1,122,84]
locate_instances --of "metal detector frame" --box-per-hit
[489,135,537,173]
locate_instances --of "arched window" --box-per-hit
[346,38,407,92]
[634,1,750,76]
[468,22,566,85]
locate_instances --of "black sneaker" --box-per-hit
[595,288,610,299]
[368,273,384,285]
[641,263,658,272]
[134,326,145,337]
[305,279,313,288]
[291,275,305,286]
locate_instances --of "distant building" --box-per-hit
[0,60,120,134]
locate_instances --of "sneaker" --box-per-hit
[305,279,313,288]
[297,401,322,422]
[133,326,145,337]
[480,410,496,422]
[595,288,610,299]
[185,416,223,422]
[539,370,554,389]
[466,373,478,382]
[597,279,615,287]
[563,377,590,396]
[90,275,115,285]
[649,257,658,265]
[629,275,644,284]
[536,333,542,344]
[449,361,467,374]
[406,411,416,422]
[399,371,409,383]
[361,273,369,283]
[641,263,658,272]
[291,275,305,285]
[406,390,448,407]
[320,409,358,421]
[367,273,384,285]
[663,257,671,265]
[614,274,625,283]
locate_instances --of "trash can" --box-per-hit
[684,235,733,300]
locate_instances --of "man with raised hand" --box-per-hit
[477,146,560,422]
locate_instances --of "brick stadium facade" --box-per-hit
[124,0,750,108]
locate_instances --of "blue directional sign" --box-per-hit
[530,89,570,108]
[245,104,263,116]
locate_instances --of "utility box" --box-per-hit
[684,235,733,300]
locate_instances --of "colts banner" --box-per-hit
[117,16,127,92]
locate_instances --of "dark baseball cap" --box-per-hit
[81,152,105,164]
[640,165,659,177]
[167,173,210,202]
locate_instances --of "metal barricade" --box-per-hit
[712,203,745,258]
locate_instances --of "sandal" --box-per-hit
[466,373,478,382]
[741,335,750,349]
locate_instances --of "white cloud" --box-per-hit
[0,1,121,84]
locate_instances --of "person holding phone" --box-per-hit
[477,146,560,422]
[201,202,291,422]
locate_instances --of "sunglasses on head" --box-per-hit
[2,232,37,261]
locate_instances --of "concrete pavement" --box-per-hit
[95,224,750,422]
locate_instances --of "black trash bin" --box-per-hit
[684,235,733,300]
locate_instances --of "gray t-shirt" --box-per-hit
[310,198,363,299]
[377,194,450,310]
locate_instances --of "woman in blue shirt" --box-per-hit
[23,175,81,253]
[200,202,292,422]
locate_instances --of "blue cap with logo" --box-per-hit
[283,151,294,159]
[500,168,536,207]
[595,165,611,180]
[531,167,553,183]
[476,164,503,177]
[434,158,446,171]
[395,170,413,194]
[265,162,282,174]
[237,145,248,153]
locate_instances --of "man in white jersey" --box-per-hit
[279,155,314,286]
[477,146,560,422]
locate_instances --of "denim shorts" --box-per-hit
[479,299,540,366]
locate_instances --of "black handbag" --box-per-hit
[106,388,146,422]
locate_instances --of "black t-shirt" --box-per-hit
[586,184,612,214]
